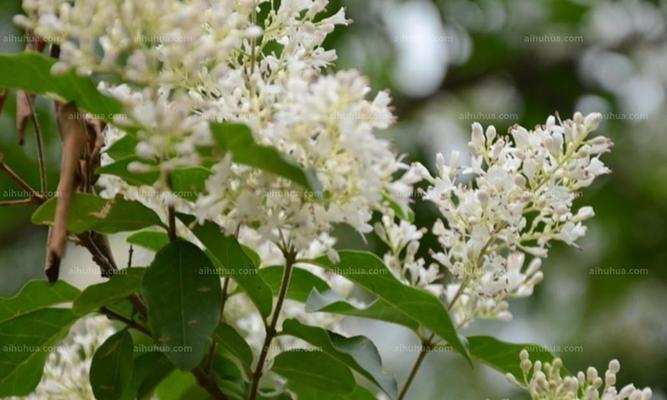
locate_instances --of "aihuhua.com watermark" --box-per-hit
[1,188,59,199]
[600,112,649,121]
[523,34,584,44]
[458,111,520,121]
[392,33,455,44]
[2,344,68,353]
[429,343,584,354]
[2,33,64,44]
[589,266,649,276]
[265,189,325,200]
[134,344,193,353]
[198,266,258,276]
[66,111,129,123]
[393,344,448,354]
[328,267,389,276]
[135,34,195,44]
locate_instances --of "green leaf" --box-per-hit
[154,371,203,400]
[281,319,397,399]
[90,330,134,400]
[31,193,164,234]
[303,251,470,362]
[127,231,169,252]
[466,336,565,378]
[128,352,174,400]
[191,222,273,319]
[0,53,123,118]
[272,350,356,394]
[213,323,253,376]
[141,240,222,370]
[97,156,160,186]
[73,268,146,315]
[171,167,211,200]
[0,308,79,396]
[106,133,140,160]
[259,266,330,303]
[305,288,419,331]
[210,122,321,192]
[289,384,376,400]
[0,280,80,323]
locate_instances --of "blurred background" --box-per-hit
[1,0,666,399]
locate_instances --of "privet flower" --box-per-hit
[507,350,653,400]
[17,0,415,257]
[420,113,613,326]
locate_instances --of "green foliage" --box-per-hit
[272,350,356,394]
[305,288,419,330]
[259,265,330,303]
[90,330,134,400]
[73,268,145,315]
[281,319,397,399]
[127,231,169,252]
[0,280,81,396]
[210,122,321,192]
[31,193,164,234]
[97,156,159,186]
[190,221,273,319]
[0,53,123,118]
[141,240,222,370]
[128,352,174,400]
[466,336,565,378]
[213,323,254,376]
[303,251,470,362]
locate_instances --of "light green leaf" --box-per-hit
[281,319,397,399]
[305,288,419,331]
[127,352,174,400]
[213,323,253,375]
[31,193,164,234]
[191,222,272,319]
[259,266,330,303]
[154,371,206,400]
[170,167,211,200]
[90,330,134,400]
[302,251,470,362]
[0,280,80,323]
[210,122,321,192]
[466,336,565,378]
[272,350,356,394]
[106,133,139,160]
[97,156,159,186]
[73,268,146,315]
[0,53,123,118]
[141,240,222,370]
[0,308,79,396]
[127,231,169,252]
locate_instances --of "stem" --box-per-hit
[100,307,151,336]
[26,96,47,193]
[193,368,227,400]
[0,153,44,202]
[397,336,433,400]
[248,249,296,400]
[168,205,177,242]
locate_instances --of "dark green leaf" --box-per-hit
[0,308,79,396]
[31,193,164,234]
[128,352,174,400]
[213,323,253,375]
[0,53,123,119]
[303,251,470,362]
[466,336,565,378]
[259,266,330,303]
[289,384,376,400]
[191,222,272,319]
[0,280,80,323]
[127,231,169,252]
[305,288,419,331]
[141,240,222,370]
[90,330,134,400]
[106,133,140,160]
[170,167,211,200]
[210,122,321,192]
[281,319,397,399]
[272,350,356,394]
[73,268,146,315]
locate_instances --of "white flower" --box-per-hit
[507,350,653,400]
[423,113,612,326]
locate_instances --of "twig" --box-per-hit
[100,306,151,336]
[397,337,433,400]
[248,248,296,400]
[0,198,39,207]
[193,368,227,400]
[26,96,47,193]
[127,244,134,268]
[0,153,44,203]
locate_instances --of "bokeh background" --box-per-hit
[1,0,666,399]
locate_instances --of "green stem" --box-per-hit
[248,249,296,400]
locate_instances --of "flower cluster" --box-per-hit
[420,113,613,326]
[17,0,414,257]
[507,350,653,400]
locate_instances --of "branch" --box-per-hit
[193,368,227,400]
[248,249,296,400]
